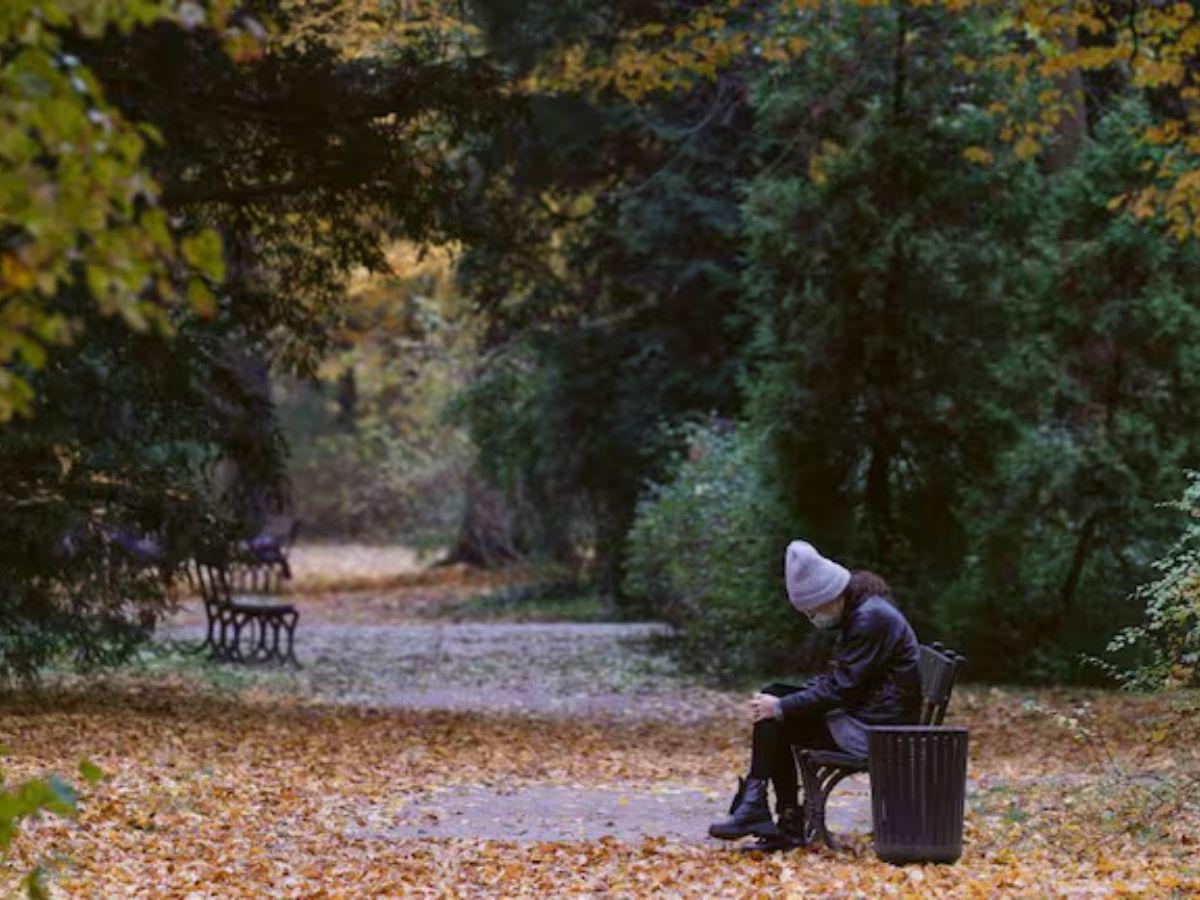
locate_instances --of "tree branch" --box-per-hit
[163,174,384,207]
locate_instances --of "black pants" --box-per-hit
[748,682,839,810]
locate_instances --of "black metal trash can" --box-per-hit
[868,726,968,865]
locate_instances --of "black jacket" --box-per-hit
[779,594,921,724]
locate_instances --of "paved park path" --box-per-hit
[166,577,876,846]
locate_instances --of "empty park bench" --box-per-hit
[230,519,301,591]
[192,555,300,666]
[792,642,965,850]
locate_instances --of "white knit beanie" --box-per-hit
[784,540,851,612]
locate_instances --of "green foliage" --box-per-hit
[0,758,99,897]
[82,15,483,372]
[284,418,465,546]
[739,1,1045,637]
[1,1,519,676]
[1103,473,1200,691]
[0,0,240,418]
[459,2,754,587]
[0,304,286,680]
[733,10,1200,681]
[464,2,1200,683]
[0,4,294,678]
[11,0,1200,687]
[625,422,803,681]
[456,325,716,579]
[941,100,1200,681]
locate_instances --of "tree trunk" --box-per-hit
[439,472,521,568]
[335,367,358,434]
[1045,41,1088,172]
[1058,509,1108,615]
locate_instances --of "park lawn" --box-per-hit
[0,680,1195,897]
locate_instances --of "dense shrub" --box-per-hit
[624,423,810,682]
[1103,473,1200,691]
[0,314,285,681]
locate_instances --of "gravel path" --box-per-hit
[166,614,736,722]
[164,599,874,846]
[353,781,875,845]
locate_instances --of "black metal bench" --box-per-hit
[192,558,300,666]
[792,642,965,850]
[231,519,301,589]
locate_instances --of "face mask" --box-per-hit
[808,610,841,630]
[806,598,843,630]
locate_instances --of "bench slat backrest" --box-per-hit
[228,560,285,595]
[918,642,965,726]
[192,559,232,608]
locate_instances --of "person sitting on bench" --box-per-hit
[708,540,921,844]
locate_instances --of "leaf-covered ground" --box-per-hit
[5,566,1199,897]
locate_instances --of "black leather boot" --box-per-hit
[774,804,807,848]
[777,804,804,839]
[744,803,806,852]
[708,777,777,840]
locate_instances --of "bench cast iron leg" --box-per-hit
[797,753,860,851]
[281,610,300,667]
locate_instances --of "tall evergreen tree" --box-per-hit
[947,101,1200,679]
[458,0,757,590]
[740,3,1047,632]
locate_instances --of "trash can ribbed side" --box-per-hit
[868,726,968,865]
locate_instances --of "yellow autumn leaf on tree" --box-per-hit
[963,146,995,166]
[1014,135,1041,160]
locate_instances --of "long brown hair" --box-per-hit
[845,570,893,607]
